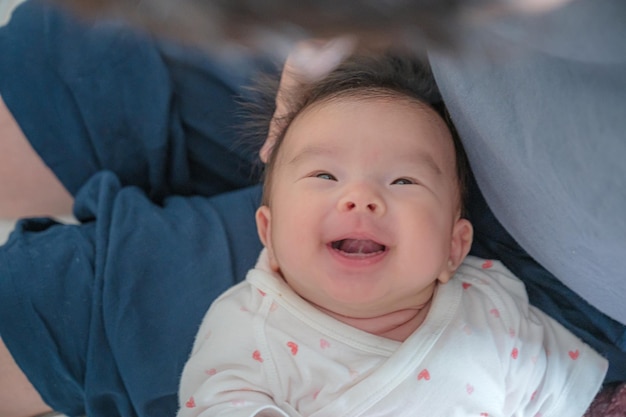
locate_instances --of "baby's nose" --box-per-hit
[337,186,385,215]
[342,201,379,212]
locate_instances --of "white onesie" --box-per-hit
[178,253,607,417]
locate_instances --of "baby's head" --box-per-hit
[261,54,469,212]
[256,53,474,320]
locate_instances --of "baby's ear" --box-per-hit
[439,218,473,283]
[255,206,280,272]
[255,205,271,247]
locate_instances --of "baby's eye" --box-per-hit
[391,177,416,185]
[315,172,337,181]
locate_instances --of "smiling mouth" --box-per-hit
[331,239,387,256]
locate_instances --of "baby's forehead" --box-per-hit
[280,94,455,161]
[291,92,450,138]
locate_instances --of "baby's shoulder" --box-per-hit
[456,256,529,304]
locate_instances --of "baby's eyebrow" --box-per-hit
[402,152,443,177]
[286,145,338,166]
[385,147,443,178]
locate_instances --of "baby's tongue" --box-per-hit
[338,239,384,254]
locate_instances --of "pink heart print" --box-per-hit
[287,341,299,355]
[511,348,519,360]
[417,369,430,381]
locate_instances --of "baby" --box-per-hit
[178,52,607,417]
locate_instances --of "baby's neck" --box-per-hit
[315,300,433,342]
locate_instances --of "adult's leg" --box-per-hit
[1,0,262,207]
[1,2,266,415]
[0,97,73,218]
[0,338,52,417]
[0,172,263,417]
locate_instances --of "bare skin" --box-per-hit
[0,338,52,417]
[0,97,66,416]
[0,97,73,219]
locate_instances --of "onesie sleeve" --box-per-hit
[470,259,609,417]
[177,282,289,417]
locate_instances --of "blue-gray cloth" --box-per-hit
[430,0,626,326]
[0,1,624,417]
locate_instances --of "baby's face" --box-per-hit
[256,95,472,319]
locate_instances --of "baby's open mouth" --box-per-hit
[331,239,386,256]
